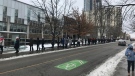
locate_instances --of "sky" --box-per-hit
[18,0,84,11]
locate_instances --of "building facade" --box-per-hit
[84,0,122,38]
[84,0,102,38]
[0,0,52,46]
[84,0,94,12]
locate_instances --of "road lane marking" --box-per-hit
[0,50,89,75]
[55,60,87,71]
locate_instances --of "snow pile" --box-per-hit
[3,44,57,54]
[0,45,90,61]
[86,48,126,76]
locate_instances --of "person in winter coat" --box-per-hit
[36,37,40,51]
[77,38,81,46]
[41,38,45,51]
[29,38,34,51]
[14,37,20,53]
[125,44,135,76]
[0,38,4,54]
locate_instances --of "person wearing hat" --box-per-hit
[125,44,135,76]
[14,37,20,53]
[0,36,4,54]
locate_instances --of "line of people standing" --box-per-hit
[0,37,46,54]
[29,37,45,52]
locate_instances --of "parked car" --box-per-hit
[118,39,126,46]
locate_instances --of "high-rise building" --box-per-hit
[84,0,94,12]
[84,0,122,38]
[84,0,101,12]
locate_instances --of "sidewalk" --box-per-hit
[113,42,135,76]
[0,44,62,59]
[113,56,130,76]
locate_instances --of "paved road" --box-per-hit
[0,42,126,76]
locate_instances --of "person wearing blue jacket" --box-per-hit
[125,44,135,76]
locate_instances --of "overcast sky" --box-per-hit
[18,0,84,11]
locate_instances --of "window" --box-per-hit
[15,9,18,23]
[0,0,3,5]
[0,15,3,21]
[0,6,3,15]
[3,23,6,31]
[27,9,31,22]
[3,6,7,22]
[15,9,18,17]
[38,12,40,22]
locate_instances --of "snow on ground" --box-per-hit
[86,42,135,76]
[86,48,126,76]
[3,44,57,54]
[0,44,91,61]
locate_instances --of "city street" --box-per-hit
[0,42,127,76]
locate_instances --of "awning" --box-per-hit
[0,31,27,34]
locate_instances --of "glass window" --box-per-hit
[3,0,8,6]
[24,5,27,17]
[18,3,22,18]
[10,24,13,31]
[7,7,11,16]
[38,12,40,22]
[14,9,18,23]
[11,16,14,23]
[24,26,27,32]
[0,6,3,15]
[11,0,15,9]
[7,0,12,8]
[11,9,15,17]
[15,1,19,9]
[3,6,7,16]
[30,29,32,33]
[13,25,17,32]
[21,4,25,19]
[0,15,3,21]
[27,9,31,21]
[0,0,3,5]
[0,22,3,31]
[3,6,7,22]
[15,9,18,17]
[17,25,20,32]
[3,23,7,31]
[24,19,27,25]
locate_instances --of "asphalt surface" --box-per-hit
[113,56,129,76]
[0,42,127,76]
[113,41,135,76]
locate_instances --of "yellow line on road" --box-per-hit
[0,50,90,75]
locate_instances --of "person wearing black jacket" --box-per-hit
[41,38,45,51]
[36,37,40,51]
[29,38,34,51]
[14,37,20,53]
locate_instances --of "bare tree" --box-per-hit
[64,8,94,38]
[107,0,135,35]
[31,0,74,48]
